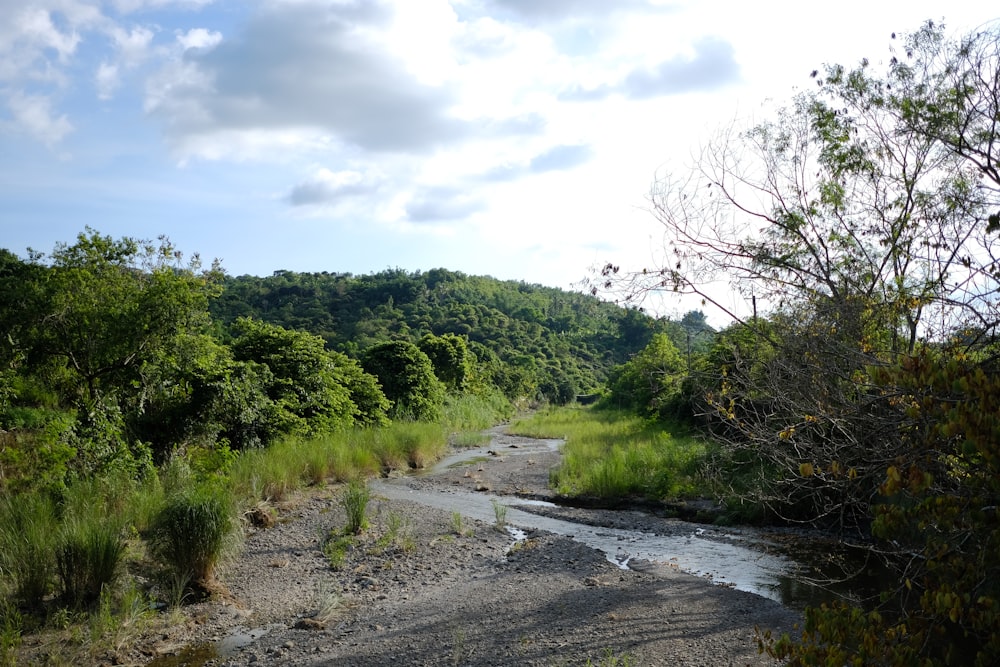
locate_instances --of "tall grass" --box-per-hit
[510,405,708,499]
[442,392,513,431]
[227,423,444,504]
[0,492,59,606]
[55,516,127,608]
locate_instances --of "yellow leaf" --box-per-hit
[799,463,814,477]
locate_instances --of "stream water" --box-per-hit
[375,434,876,611]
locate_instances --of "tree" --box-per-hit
[230,318,381,437]
[766,350,1000,666]
[5,229,220,476]
[594,21,1000,532]
[894,22,1000,236]
[606,333,686,417]
[326,349,390,428]
[20,229,219,405]
[417,333,472,393]
[362,340,445,421]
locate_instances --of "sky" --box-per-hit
[1,0,996,322]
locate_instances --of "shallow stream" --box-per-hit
[376,433,875,610]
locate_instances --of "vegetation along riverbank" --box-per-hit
[3,17,1000,666]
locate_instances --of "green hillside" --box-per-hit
[209,267,681,403]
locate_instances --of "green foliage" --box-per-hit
[0,230,221,482]
[327,349,390,428]
[209,267,669,401]
[231,318,366,436]
[67,396,153,480]
[149,485,237,592]
[418,333,473,392]
[0,406,75,494]
[606,333,686,417]
[363,340,446,421]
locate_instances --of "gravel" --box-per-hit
[122,428,802,666]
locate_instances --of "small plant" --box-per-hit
[85,582,151,657]
[586,648,633,667]
[311,583,347,625]
[323,533,354,570]
[373,511,414,553]
[450,511,465,536]
[491,500,508,532]
[340,481,370,535]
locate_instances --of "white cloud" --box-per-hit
[6,91,73,145]
[94,25,155,100]
[176,27,222,51]
[109,25,155,66]
[406,186,485,223]
[287,167,384,206]
[144,1,495,158]
[95,62,120,100]
[109,0,215,13]
[15,7,83,62]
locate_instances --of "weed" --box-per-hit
[374,511,414,553]
[449,431,491,448]
[451,627,468,667]
[0,599,22,667]
[492,500,508,531]
[340,481,370,535]
[312,583,347,625]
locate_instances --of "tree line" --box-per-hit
[0,232,705,493]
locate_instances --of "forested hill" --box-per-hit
[210,267,680,400]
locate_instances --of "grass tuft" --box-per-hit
[149,485,237,599]
[492,500,508,532]
[340,481,370,535]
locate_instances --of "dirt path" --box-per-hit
[124,427,800,666]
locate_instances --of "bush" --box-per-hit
[150,486,237,596]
